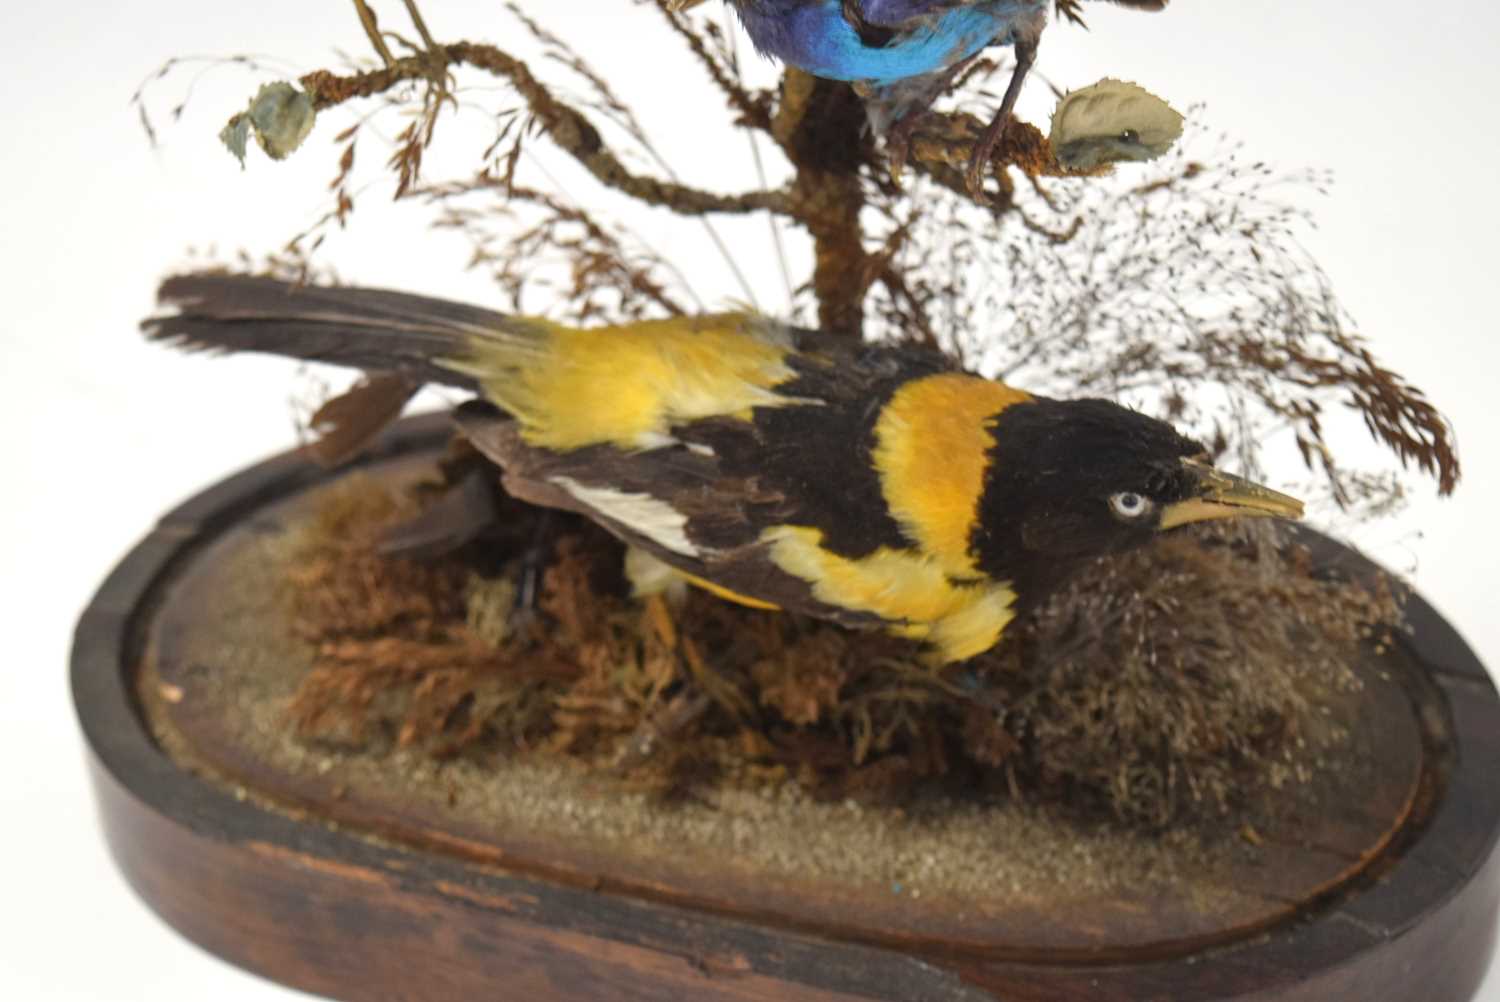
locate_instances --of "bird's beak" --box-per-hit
[667,0,711,10]
[1158,458,1305,530]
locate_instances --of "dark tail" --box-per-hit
[143,272,512,391]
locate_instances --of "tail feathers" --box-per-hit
[143,272,526,391]
[303,373,421,466]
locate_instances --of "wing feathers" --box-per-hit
[452,402,881,627]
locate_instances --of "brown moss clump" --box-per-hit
[1002,521,1399,826]
[285,473,566,756]
[281,466,1402,829]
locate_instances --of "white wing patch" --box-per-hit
[548,476,698,556]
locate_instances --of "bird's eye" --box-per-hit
[1119,129,1140,144]
[1109,491,1152,520]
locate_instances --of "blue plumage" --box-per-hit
[732,2,1033,85]
[677,0,1167,194]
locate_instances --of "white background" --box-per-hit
[2,2,1497,999]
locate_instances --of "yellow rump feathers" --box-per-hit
[452,313,800,451]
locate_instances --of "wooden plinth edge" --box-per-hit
[72,414,1500,1002]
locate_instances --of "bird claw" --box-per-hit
[963,149,988,201]
[964,119,1006,203]
[963,34,1036,201]
[883,111,927,188]
[512,520,552,621]
[887,146,908,188]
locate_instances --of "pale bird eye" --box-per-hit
[1109,491,1151,519]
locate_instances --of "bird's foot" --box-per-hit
[963,111,1011,201]
[964,33,1037,200]
[507,510,558,635]
[885,106,953,187]
[884,111,928,187]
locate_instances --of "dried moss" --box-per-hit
[280,466,1402,829]
[1003,521,1396,826]
[285,473,565,757]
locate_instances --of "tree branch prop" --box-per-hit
[138,3,1456,504]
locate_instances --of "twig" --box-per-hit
[400,0,439,51]
[652,0,772,132]
[298,43,795,218]
[351,0,396,66]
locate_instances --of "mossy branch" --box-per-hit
[147,4,1457,504]
[772,70,871,334]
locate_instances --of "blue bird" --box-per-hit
[671,1,1167,193]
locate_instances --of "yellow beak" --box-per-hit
[1158,459,1305,530]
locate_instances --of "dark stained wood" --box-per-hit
[73,415,1500,1002]
[142,482,1426,961]
[88,757,989,1002]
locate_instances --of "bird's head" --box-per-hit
[972,397,1303,599]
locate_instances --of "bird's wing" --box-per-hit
[452,332,955,616]
[453,401,887,629]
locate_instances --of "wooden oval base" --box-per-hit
[73,415,1500,1001]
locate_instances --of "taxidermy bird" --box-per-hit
[145,274,1301,664]
[669,0,1167,192]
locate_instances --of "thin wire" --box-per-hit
[586,98,758,310]
[625,130,758,311]
[491,2,756,310]
[722,5,794,312]
[526,151,708,313]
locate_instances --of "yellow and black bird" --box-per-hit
[146,274,1303,663]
